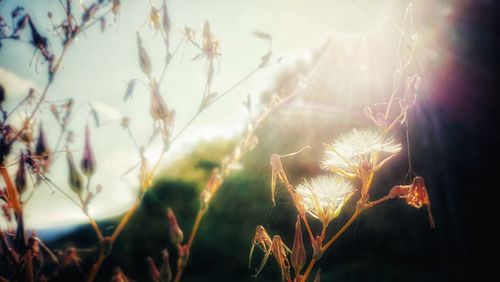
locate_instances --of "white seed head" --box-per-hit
[296,175,355,223]
[321,128,401,174]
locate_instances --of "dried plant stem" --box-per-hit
[0,166,22,215]
[86,252,105,282]
[173,208,205,282]
[78,194,104,242]
[321,210,361,254]
[85,197,141,282]
[186,208,205,251]
[300,211,360,282]
[301,258,317,282]
[86,212,103,242]
[110,198,142,242]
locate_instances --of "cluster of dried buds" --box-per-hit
[0,119,54,219]
[65,125,101,210]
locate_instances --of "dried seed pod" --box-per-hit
[82,3,98,24]
[80,125,96,177]
[111,267,130,282]
[0,83,4,105]
[166,208,183,246]
[159,249,172,282]
[137,32,152,78]
[147,257,160,282]
[112,0,121,16]
[35,123,51,172]
[162,0,171,32]
[15,152,27,195]
[388,176,435,228]
[66,149,83,195]
[291,216,306,274]
[150,80,169,121]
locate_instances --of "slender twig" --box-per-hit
[172,208,205,282]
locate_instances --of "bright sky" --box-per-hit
[0,0,450,229]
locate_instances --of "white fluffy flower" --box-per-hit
[296,175,355,224]
[322,128,402,176]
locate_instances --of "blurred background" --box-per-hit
[1,0,497,281]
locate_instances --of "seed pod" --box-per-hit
[137,32,152,77]
[159,249,172,282]
[146,257,160,282]
[35,123,51,172]
[35,123,49,158]
[150,80,169,121]
[80,125,96,177]
[66,149,83,195]
[291,216,306,274]
[0,83,4,105]
[162,0,171,34]
[15,152,27,195]
[166,208,183,246]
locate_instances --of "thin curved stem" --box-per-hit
[301,258,317,282]
[86,251,105,282]
[173,208,205,282]
[85,197,141,282]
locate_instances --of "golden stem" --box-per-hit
[173,208,206,282]
[301,258,317,282]
[111,198,141,242]
[0,166,22,214]
[86,251,105,282]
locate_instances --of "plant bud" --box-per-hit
[66,149,83,195]
[166,208,183,246]
[291,216,306,274]
[137,32,152,77]
[312,236,323,260]
[15,152,27,195]
[80,125,96,177]
[35,123,51,171]
[147,257,160,282]
[159,249,172,282]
